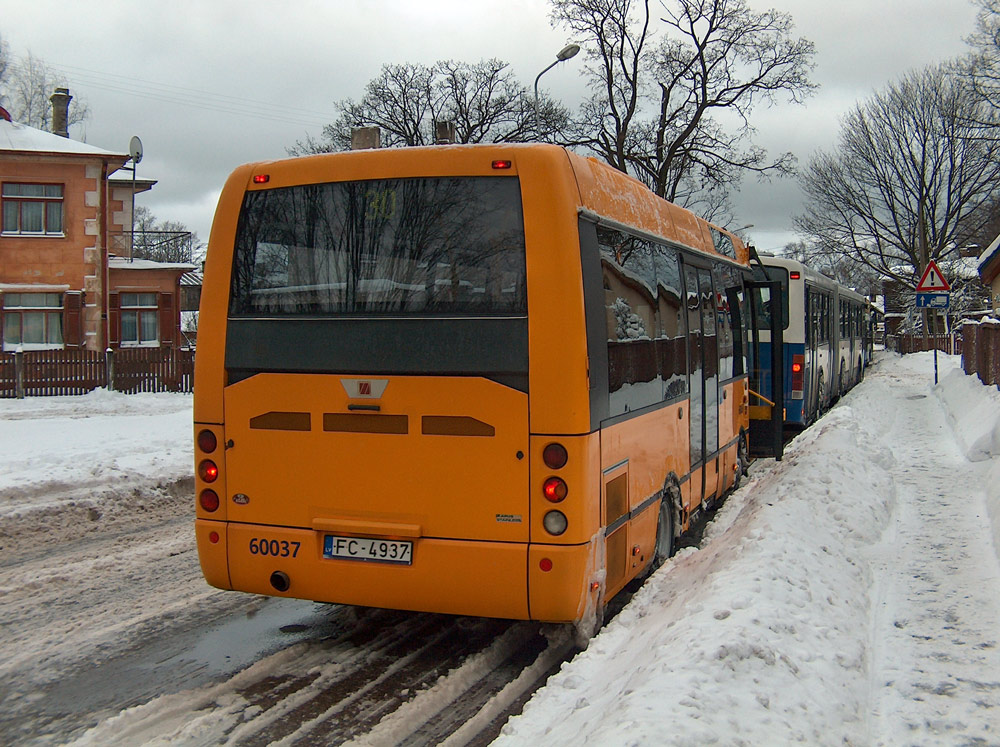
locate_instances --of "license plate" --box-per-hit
[323,535,413,565]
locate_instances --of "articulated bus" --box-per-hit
[194,143,757,627]
[749,255,868,437]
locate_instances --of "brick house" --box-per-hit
[0,90,192,352]
[979,234,1000,315]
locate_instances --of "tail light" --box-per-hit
[543,443,568,469]
[199,460,219,483]
[791,354,805,393]
[200,489,220,512]
[543,511,568,536]
[543,477,568,502]
[197,429,218,454]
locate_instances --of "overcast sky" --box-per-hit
[0,0,982,254]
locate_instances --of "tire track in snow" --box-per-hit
[865,366,1000,744]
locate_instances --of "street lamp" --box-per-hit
[534,43,581,118]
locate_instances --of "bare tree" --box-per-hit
[0,44,88,131]
[781,240,879,294]
[130,206,201,264]
[796,63,1000,298]
[289,59,570,155]
[968,0,1000,115]
[549,0,815,210]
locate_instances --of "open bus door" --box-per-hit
[746,278,784,460]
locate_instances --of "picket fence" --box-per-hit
[0,347,194,398]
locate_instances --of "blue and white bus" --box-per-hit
[750,256,868,431]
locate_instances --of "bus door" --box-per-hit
[683,263,720,506]
[746,277,784,460]
[806,287,822,417]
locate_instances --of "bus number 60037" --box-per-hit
[249,538,300,558]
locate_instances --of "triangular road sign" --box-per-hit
[915,260,951,292]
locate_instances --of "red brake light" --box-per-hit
[491,159,512,169]
[791,354,805,391]
[790,271,801,280]
[543,476,568,502]
[197,429,217,454]
[200,489,220,512]
[253,174,270,184]
[199,460,219,483]
[543,443,568,469]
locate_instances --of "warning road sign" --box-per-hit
[915,260,951,292]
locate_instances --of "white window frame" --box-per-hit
[120,292,160,347]
[2,292,64,351]
[1,183,65,236]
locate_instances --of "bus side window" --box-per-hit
[598,227,660,416]
[653,242,688,400]
[712,263,736,381]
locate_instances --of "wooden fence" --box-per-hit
[961,321,1000,388]
[886,333,962,356]
[0,347,194,398]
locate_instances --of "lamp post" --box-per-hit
[533,43,580,120]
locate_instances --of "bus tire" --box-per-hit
[653,480,679,568]
[815,370,826,420]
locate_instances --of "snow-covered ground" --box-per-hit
[498,352,1000,746]
[2,351,999,745]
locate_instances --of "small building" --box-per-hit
[1,89,191,351]
[979,234,1000,315]
[108,257,196,348]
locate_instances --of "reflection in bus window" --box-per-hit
[653,243,687,400]
[599,227,660,416]
[230,177,527,316]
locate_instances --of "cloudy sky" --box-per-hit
[0,0,982,254]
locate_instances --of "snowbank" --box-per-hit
[927,353,1000,562]
[495,352,1000,745]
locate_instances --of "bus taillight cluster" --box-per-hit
[197,428,221,513]
[791,354,805,395]
[542,442,569,536]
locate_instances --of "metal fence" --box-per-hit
[962,321,1000,388]
[0,347,194,398]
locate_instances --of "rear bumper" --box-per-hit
[196,520,601,622]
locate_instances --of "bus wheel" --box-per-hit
[652,491,677,568]
[815,371,826,420]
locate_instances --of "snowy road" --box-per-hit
[2,352,999,745]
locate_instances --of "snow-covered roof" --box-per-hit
[108,257,197,272]
[0,117,128,161]
[180,269,203,286]
[978,233,1000,280]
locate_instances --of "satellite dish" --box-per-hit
[129,135,143,164]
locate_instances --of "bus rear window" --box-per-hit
[229,176,527,316]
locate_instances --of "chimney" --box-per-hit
[50,87,72,137]
[434,121,456,144]
[350,126,381,150]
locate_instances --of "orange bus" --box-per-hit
[194,143,753,628]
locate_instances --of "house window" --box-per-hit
[120,293,159,346]
[1,183,64,235]
[2,293,64,350]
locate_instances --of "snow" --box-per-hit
[496,352,1000,745]
[0,118,126,159]
[2,351,1000,744]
